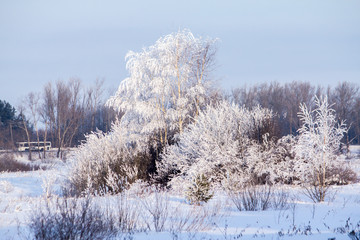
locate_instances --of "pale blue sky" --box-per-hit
[1,0,359,106]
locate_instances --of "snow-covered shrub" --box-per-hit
[227,185,290,211]
[140,186,169,232]
[295,96,347,202]
[168,207,199,234]
[297,162,357,190]
[138,185,223,233]
[241,136,276,185]
[68,122,141,195]
[168,203,222,233]
[115,191,140,233]
[159,101,274,190]
[325,164,357,185]
[185,174,213,205]
[271,188,291,210]
[229,184,272,211]
[272,135,299,184]
[241,134,300,185]
[28,195,118,240]
[0,153,40,172]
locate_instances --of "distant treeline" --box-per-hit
[1,80,359,157]
[229,81,360,145]
[0,78,121,158]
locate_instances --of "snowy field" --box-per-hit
[0,147,360,240]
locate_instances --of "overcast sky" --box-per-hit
[1,0,359,107]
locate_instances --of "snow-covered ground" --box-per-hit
[0,147,360,240]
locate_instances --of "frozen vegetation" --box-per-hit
[0,148,359,239]
[1,30,359,240]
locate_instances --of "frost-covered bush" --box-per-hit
[227,184,290,211]
[138,185,222,233]
[325,164,357,185]
[241,134,300,185]
[140,185,169,232]
[159,101,274,190]
[0,153,40,172]
[28,196,118,240]
[68,121,143,195]
[229,184,272,211]
[115,191,141,233]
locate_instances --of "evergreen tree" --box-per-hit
[0,100,16,126]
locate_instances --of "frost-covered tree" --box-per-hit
[68,30,217,194]
[106,29,217,148]
[159,101,273,189]
[295,96,347,202]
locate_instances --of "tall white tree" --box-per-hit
[71,30,218,194]
[106,29,217,148]
[295,96,347,202]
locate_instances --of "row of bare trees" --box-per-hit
[1,78,120,160]
[230,81,360,145]
[2,79,359,159]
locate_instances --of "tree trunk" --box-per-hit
[43,121,48,159]
[9,123,14,149]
